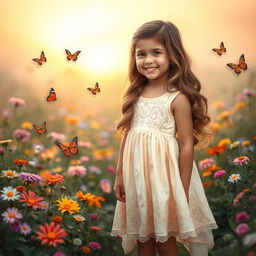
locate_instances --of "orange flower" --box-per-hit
[13,159,29,166]
[89,225,102,231]
[206,145,226,156]
[36,222,67,247]
[76,191,95,201]
[19,190,45,209]
[16,186,27,192]
[82,245,92,254]
[52,216,63,224]
[42,171,64,185]
[243,189,250,193]
[88,196,106,208]
[203,181,214,188]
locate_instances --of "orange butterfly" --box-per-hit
[55,136,79,157]
[32,51,47,65]
[87,82,101,95]
[46,88,57,102]
[212,41,226,56]
[33,121,47,135]
[65,49,81,61]
[226,54,248,75]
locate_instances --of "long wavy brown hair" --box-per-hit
[115,20,214,149]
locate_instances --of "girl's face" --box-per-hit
[135,38,170,84]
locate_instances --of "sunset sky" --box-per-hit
[0,0,255,113]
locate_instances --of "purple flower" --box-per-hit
[88,241,101,249]
[90,214,99,221]
[9,220,21,231]
[19,172,42,184]
[235,211,251,223]
[13,129,31,143]
[235,223,250,236]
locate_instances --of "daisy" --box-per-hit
[73,214,85,222]
[0,186,20,201]
[19,223,32,235]
[233,156,250,165]
[228,174,241,183]
[1,170,19,179]
[1,207,23,223]
[36,222,67,247]
[242,232,256,247]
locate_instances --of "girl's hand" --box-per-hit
[113,174,126,203]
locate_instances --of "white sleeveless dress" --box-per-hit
[110,89,218,256]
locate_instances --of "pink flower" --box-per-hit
[2,109,11,119]
[198,158,215,170]
[80,156,90,163]
[90,214,99,221]
[233,156,250,165]
[52,251,67,256]
[49,132,66,141]
[247,252,255,256]
[13,129,31,142]
[67,165,87,177]
[9,97,26,107]
[213,169,226,178]
[107,165,115,174]
[233,199,240,207]
[100,178,111,193]
[88,241,101,249]
[242,88,256,97]
[235,223,250,236]
[249,195,256,201]
[235,211,251,223]
[78,141,91,148]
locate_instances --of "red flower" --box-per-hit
[19,190,45,210]
[53,216,63,224]
[206,145,226,156]
[13,159,29,166]
[36,222,67,247]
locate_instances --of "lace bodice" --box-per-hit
[130,90,181,137]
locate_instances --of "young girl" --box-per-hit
[110,20,218,256]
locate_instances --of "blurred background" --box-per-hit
[0,0,255,123]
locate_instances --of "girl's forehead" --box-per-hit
[135,38,165,51]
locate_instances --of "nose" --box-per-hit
[144,55,153,64]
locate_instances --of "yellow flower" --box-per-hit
[212,101,226,109]
[65,116,80,125]
[56,197,80,214]
[241,140,250,147]
[21,122,33,129]
[210,122,222,131]
[90,120,101,129]
[69,160,81,165]
[233,101,247,110]
[218,138,231,147]
[217,111,231,120]
[230,141,240,149]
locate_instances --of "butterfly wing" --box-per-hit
[65,49,73,61]
[33,121,47,134]
[40,51,47,62]
[68,136,79,155]
[71,51,81,61]
[220,42,226,53]
[55,141,71,157]
[212,48,222,56]
[32,58,43,65]
[47,88,57,102]
[238,54,247,70]
[226,63,241,75]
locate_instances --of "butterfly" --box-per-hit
[55,136,79,157]
[65,49,81,61]
[33,121,47,135]
[212,41,226,56]
[226,54,248,75]
[46,88,57,102]
[87,82,101,95]
[32,51,47,65]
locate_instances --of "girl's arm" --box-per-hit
[115,133,128,176]
[172,93,194,203]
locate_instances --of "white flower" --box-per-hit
[1,207,23,223]
[227,174,241,183]
[0,186,20,201]
[20,223,32,235]
[73,238,82,246]
[73,214,85,222]
[1,170,19,179]
[242,232,256,247]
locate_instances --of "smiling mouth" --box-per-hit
[145,67,158,72]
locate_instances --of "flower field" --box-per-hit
[0,81,255,256]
